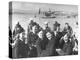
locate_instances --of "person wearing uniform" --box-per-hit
[56,34,73,55]
[27,25,38,57]
[43,21,51,33]
[36,30,49,57]
[40,32,56,56]
[52,21,63,49]
[62,23,73,36]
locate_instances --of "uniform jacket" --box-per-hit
[39,37,56,57]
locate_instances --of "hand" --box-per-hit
[56,49,61,52]
[29,47,32,50]
[33,45,36,47]
[32,44,37,47]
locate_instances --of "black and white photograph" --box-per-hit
[9,1,78,59]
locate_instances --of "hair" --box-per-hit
[65,23,69,25]
[46,31,52,36]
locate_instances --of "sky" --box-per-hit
[11,1,78,14]
[9,1,78,33]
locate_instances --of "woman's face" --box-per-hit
[32,25,37,33]
[63,34,68,42]
[38,31,43,39]
[44,22,48,28]
[65,24,68,29]
[46,32,52,40]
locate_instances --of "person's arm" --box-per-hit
[10,39,17,48]
[56,46,72,55]
[36,43,42,57]
[56,49,65,55]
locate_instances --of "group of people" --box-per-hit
[9,18,78,58]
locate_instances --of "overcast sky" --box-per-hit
[9,1,78,33]
[11,1,78,14]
